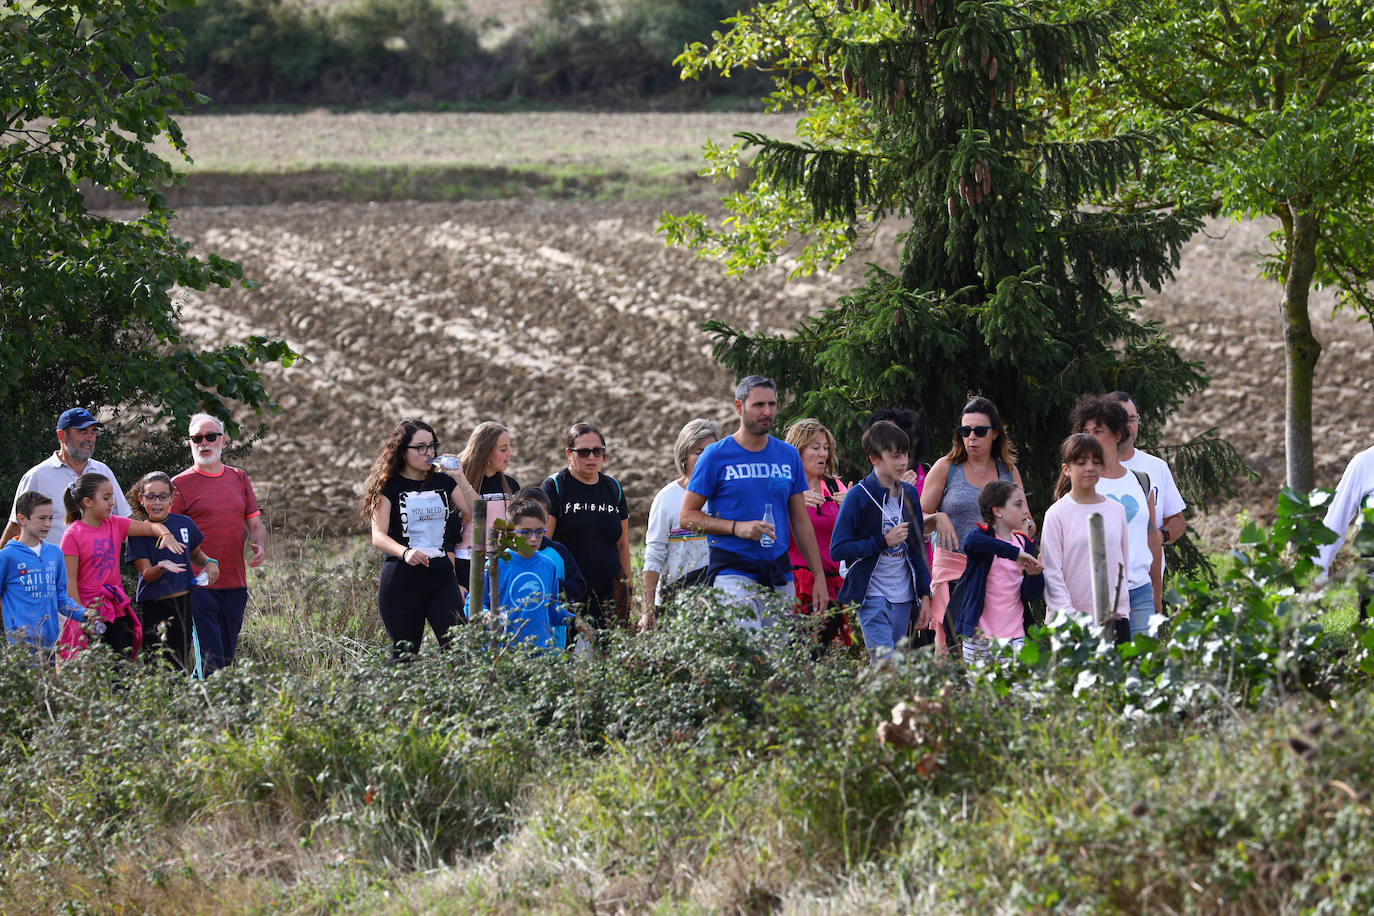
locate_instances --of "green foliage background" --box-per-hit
[1,0,296,496]
[161,0,771,106]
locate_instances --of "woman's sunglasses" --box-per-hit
[568,446,606,458]
[957,425,993,438]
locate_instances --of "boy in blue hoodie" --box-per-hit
[478,498,586,651]
[0,491,88,658]
[830,421,932,662]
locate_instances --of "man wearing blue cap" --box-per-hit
[2,408,131,547]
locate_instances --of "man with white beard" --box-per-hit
[171,413,267,674]
[3,408,131,547]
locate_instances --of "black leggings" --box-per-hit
[135,592,193,671]
[377,557,464,659]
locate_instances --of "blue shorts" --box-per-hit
[856,595,913,662]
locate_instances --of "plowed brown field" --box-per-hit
[169,199,1373,543]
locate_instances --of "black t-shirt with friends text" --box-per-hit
[541,469,628,593]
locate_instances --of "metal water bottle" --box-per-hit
[760,504,776,548]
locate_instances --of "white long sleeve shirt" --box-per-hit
[1317,445,1374,574]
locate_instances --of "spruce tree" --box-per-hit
[699,0,1216,511]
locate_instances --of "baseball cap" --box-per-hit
[56,408,104,431]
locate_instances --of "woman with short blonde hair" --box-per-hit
[641,418,721,628]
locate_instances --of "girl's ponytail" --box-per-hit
[64,473,109,524]
[1053,469,1072,502]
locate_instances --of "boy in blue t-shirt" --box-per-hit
[0,491,87,657]
[478,499,587,651]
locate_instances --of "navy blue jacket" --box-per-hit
[952,525,1045,637]
[830,472,932,606]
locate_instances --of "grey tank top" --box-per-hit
[941,460,1012,553]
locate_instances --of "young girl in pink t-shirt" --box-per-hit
[952,480,1044,667]
[59,473,182,659]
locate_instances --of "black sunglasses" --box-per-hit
[568,446,606,458]
[956,425,992,439]
[190,432,222,444]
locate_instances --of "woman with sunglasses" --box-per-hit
[919,397,1028,651]
[361,419,476,659]
[541,423,631,637]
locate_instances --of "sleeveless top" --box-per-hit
[940,459,1012,555]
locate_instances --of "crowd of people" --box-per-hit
[1,410,265,673]
[3,381,1371,673]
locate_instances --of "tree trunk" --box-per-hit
[1281,204,1322,493]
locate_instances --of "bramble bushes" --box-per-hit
[1,497,1372,910]
[981,489,1374,716]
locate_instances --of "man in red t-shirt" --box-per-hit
[171,413,268,674]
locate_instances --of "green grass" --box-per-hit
[120,111,797,205]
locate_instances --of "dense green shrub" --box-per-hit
[982,490,1374,715]
[162,0,766,107]
[167,0,332,103]
[167,0,487,105]
[2,499,1372,910]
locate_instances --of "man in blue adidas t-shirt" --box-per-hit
[680,376,828,628]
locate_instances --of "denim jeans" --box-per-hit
[1127,583,1155,638]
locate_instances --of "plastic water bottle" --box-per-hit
[760,504,776,548]
[430,455,461,471]
[194,571,210,586]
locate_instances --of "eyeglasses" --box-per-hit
[957,425,992,439]
[568,446,606,458]
[407,442,438,454]
[189,433,222,444]
[141,493,172,502]
[513,527,545,539]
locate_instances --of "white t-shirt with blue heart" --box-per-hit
[1095,470,1152,589]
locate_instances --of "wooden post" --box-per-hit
[468,498,486,616]
[1087,511,1110,627]
[488,551,500,619]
